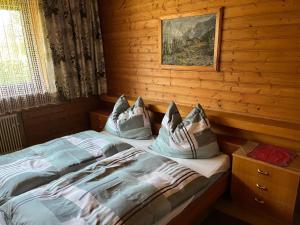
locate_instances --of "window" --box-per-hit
[0,0,56,114]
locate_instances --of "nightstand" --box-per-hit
[89,109,110,132]
[231,142,300,225]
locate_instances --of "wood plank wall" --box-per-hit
[21,97,100,147]
[99,0,300,125]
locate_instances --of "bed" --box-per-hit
[101,131,231,225]
[0,129,230,225]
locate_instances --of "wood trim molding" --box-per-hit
[99,94,300,152]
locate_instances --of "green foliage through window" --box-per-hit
[0,9,32,86]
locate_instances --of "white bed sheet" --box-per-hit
[101,131,230,178]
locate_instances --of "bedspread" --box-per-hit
[0,148,209,225]
[0,131,132,205]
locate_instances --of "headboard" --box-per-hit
[99,94,300,155]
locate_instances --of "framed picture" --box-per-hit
[159,8,223,71]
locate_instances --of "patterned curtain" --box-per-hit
[41,0,106,99]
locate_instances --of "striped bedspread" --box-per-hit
[0,131,132,205]
[0,148,209,225]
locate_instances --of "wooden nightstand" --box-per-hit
[231,142,300,225]
[89,109,110,132]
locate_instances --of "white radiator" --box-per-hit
[0,114,23,154]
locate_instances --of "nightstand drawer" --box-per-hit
[231,152,300,224]
[232,183,295,224]
[232,176,297,224]
[232,155,299,188]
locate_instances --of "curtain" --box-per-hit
[41,0,107,99]
[0,0,57,114]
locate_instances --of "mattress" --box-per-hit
[101,131,230,178]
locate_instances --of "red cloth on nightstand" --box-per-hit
[247,144,297,167]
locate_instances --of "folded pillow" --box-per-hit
[151,102,220,159]
[104,95,152,139]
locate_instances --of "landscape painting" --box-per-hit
[161,12,220,69]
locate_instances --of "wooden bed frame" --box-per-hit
[98,94,246,224]
[168,173,229,225]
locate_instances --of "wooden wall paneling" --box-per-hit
[99,0,300,124]
[21,97,101,146]
[100,0,297,28]
[100,1,300,36]
[108,79,300,122]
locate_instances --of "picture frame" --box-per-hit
[158,7,223,71]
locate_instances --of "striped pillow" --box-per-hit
[104,95,152,139]
[151,102,220,159]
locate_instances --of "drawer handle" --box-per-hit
[256,183,267,191]
[257,169,269,176]
[254,197,265,204]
